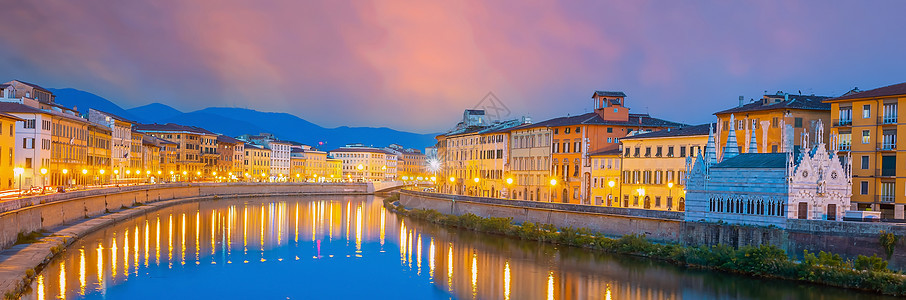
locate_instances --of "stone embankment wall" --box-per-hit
[399,190,683,243]
[0,183,368,250]
[401,190,906,270]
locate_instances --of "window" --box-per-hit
[737,120,745,130]
[667,146,674,157]
[863,104,871,119]
[565,128,571,134]
[883,103,898,123]
[794,117,803,128]
[772,117,779,128]
[607,127,613,133]
[860,181,869,195]
[655,146,662,157]
[839,107,852,125]
[862,130,871,144]
[24,157,32,168]
[881,156,896,177]
[554,128,558,134]
[644,147,651,157]
[880,183,895,202]
[633,147,640,157]
[624,147,630,156]
[24,119,35,129]
[861,155,869,170]
[576,127,581,133]
[607,137,612,143]
[679,146,686,157]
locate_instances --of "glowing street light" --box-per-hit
[62,169,69,174]
[549,179,557,186]
[506,178,513,185]
[81,169,88,175]
[13,167,24,197]
[449,176,455,182]
[402,176,408,180]
[40,168,47,175]
[473,177,479,183]
[357,164,364,171]
[99,169,105,175]
[608,180,616,206]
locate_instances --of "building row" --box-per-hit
[434,82,906,221]
[0,80,427,191]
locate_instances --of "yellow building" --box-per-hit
[87,123,111,185]
[326,157,342,181]
[508,124,552,201]
[825,82,906,220]
[0,112,22,190]
[243,143,270,181]
[303,150,328,180]
[587,149,621,206]
[618,124,710,211]
[714,92,831,155]
[439,117,524,198]
[329,147,393,182]
[135,123,215,180]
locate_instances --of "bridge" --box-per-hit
[370,181,433,193]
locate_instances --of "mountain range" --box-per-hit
[49,88,439,150]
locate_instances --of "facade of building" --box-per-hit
[385,144,427,179]
[825,82,905,219]
[330,147,394,182]
[326,157,342,181]
[618,124,711,211]
[508,124,552,201]
[713,92,831,156]
[216,135,243,180]
[88,109,134,181]
[588,149,621,206]
[685,119,852,227]
[539,91,682,204]
[243,143,270,181]
[437,112,525,198]
[0,112,21,189]
[87,123,112,185]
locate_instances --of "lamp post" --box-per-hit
[608,180,616,207]
[99,169,106,186]
[39,168,47,193]
[13,167,23,197]
[505,177,513,199]
[81,169,88,187]
[62,169,69,188]
[357,164,364,182]
[549,178,557,202]
[473,177,479,196]
[667,182,674,210]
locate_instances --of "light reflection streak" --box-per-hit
[143,220,149,268]
[181,213,186,265]
[504,262,510,300]
[345,201,350,243]
[428,238,435,279]
[123,229,129,277]
[294,203,298,243]
[95,243,102,292]
[447,244,453,292]
[407,230,412,267]
[36,275,44,300]
[227,206,233,255]
[355,205,362,254]
[379,206,385,247]
[133,225,138,274]
[168,214,173,268]
[197,211,201,263]
[155,217,160,265]
[416,234,422,275]
[110,237,117,278]
[399,221,406,263]
[59,261,66,300]
[211,210,217,256]
[547,271,554,300]
[79,249,85,296]
[471,253,477,299]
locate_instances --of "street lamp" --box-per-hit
[40,168,47,190]
[667,182,674,210]
[549,178,557,202]
[62,169,69,187]
[13,167,23,197]
[506,178,513,185]
[608,180,616,206]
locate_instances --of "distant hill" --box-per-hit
[127,103,184,123]
[49,88,137,119]
[51,88,438,149]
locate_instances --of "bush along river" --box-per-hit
[21,194,903,299]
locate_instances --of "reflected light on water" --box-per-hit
[428,238,435,280]
[471,253,477,299]
[36,275,44,300]
[447,243,453,292]
[78,249,85,296]
[504,262,510,300]
[58,261,65,300]
[547,271,554,300]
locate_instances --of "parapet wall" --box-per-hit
[400,190,906,270]
[0,183,368,250]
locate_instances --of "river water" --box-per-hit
[23,195,898,300]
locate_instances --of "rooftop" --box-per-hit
[328,147,391,154]
[90,108,135,124]
[593,91,627,98]
[828,82,906,101]
[588,148,623,156]
[714,94,831,115]
[515,112,684,130]
[134,123,215,135]
[621,123,713,140]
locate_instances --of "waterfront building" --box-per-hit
[326,157,342,181]
[685,118,852,227]
[86,123,112,185]
[88,109,134,182]
[540,91,682,204]
[0,96,89,188]
[824,82,905,219]
[156,138,178,181]
[508,124,552,201]
[243,143,270,181]
[290,149,306,182]
[238,133,292,181]
[0,111,22,190]
[303,149,329,180]
[135,123,215,179]
[618,124,711,211]
[713,92,831,156]
[140,135,161,180]
[587,149,621,206]
[329,146,394,182]
[437,110,526,197]
[216,135,244,180]
[385,144,427,179]
[128,130,145,181]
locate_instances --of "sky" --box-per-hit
[1,0,904,134]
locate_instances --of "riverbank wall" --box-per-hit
[0,183,369,250]
[400,190,906,269]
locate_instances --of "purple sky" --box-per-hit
[1,0,904,133]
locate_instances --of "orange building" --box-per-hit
[713,92,831,156]
[824,82,906,220]
[537,91,682,204]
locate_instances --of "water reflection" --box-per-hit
[25,195,900,300]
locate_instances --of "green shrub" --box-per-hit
[855,254,888,272]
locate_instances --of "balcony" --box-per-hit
[878,195,896,203]
[878,115,898,125]
[878,141,897,151]
[838,143,851,151]
[832,119,852,127]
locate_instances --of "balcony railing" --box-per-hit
[832,119,852,126]
[879,115,898,125]
[878,140,897,151]
[878,195,896,203]
[838,143,851,151]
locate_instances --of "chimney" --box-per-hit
[738,96,744,107]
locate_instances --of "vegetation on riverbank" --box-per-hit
[382,194,906,296]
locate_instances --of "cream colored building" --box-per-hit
[508,124,552,201]
[330,147,395,182]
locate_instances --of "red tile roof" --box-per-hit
[828,82,906,101]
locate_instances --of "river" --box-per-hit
[23,195,898,299]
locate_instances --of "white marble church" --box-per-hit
[684,116,852,228]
